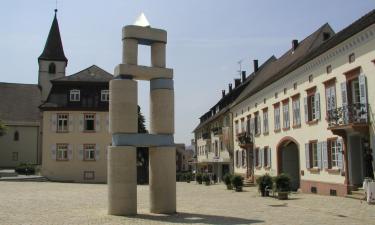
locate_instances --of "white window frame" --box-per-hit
[292,98,301,126]
[330,140,340,168]
[70,89,80,102]
[282,102,290,129]
[84,114,95,131]
[84,144,96,161]
[56,144,68,161]
[101,90,109,102]
[57,114,69,132]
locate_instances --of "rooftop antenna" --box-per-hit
[237,59,244,77]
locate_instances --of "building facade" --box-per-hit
[40,65,112,182]
[231,10,375,196]
[193,57,275,182]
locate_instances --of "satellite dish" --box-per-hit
[134,13,151,27]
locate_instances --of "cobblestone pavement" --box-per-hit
[0,181,374,225]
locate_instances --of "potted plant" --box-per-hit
[196,173,203,184]
[202,174,210,185]
[231,175,243,192]
[185,173,192,183]
[274,173,291,200]
[256,174,273,197]
[223,173,233,190]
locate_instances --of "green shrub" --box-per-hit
[231,175,243,192]
[185,173,192,183]
[256,174,273,196]
[196,173,203,184]
[274,173,291,192]
[15,163,35,175]
[223,173,233,189]
[202,174,210,185]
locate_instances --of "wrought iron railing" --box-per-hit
[327,103,369,127]
[237,132,254,146]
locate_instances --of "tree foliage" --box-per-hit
[138,105,147,133]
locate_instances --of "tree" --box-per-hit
[0,120,6,136]
[138,106,147,133]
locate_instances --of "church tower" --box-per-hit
[38,9,67,101]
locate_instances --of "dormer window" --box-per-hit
[101,90,109,102]
[48,63,56,74]
[70,89,80,101]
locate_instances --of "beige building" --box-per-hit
[0,83,41,168]
[176,143,194,172]
[193,57,275,181]
[231,10,375,196]
[40,65,113,182]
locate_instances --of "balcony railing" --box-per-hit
[327,103,369,128]
[237,132,254,148]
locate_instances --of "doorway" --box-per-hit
[277,138,300,191]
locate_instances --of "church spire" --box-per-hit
[38,10,67,62]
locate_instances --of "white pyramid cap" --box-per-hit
[134,13,150,27]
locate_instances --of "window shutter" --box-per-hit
[253,148,256,167]
[304,97,308,122]
[68,144,73,160]
[268,148,272,167]
[297,99,301,125]
[337,139,344,170]
[51,144,56,160]
[305,143,310,169]
[79,114,84,132]
[340,82,348,124]
[51,114,57,132]
[260,148,264,167]
[358,74,368,121]
[95,145,100,160]
[322,141,328,169]
[257,115,261,135]
[79,144,84,160]
[317,142,322,169]
[68,114,74,132]
[95,114,101,132]
[250,118,255,135]
[315,92,320,120]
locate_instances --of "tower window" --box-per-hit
[14,131,19,141]
[48,63,56,74]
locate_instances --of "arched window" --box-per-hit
[48,63,56,74]
[14,131,19,141]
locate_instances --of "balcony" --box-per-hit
[236,132,254,149]
[327,103,369,135]
[212,127,222,136]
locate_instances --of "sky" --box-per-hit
[0,0,374,145]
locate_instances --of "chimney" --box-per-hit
[222,90,226,97]
[253,60,259,73]
[292,39,299,51]
[228,83,232,92]
[241,71,246,82]
[234,79,241,88]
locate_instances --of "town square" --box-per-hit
[1,1,375,224]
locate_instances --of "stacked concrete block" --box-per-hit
[108,19,176,216]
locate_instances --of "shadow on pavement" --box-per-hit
[133,212,263,224]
